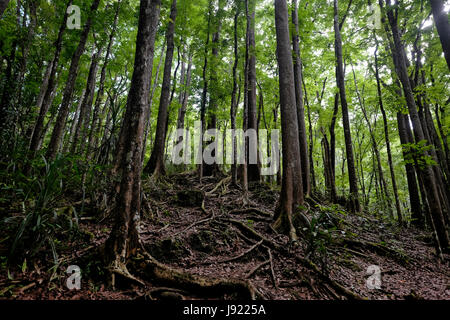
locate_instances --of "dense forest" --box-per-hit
[0,0,449,301]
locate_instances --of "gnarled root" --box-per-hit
[135,251,259,300]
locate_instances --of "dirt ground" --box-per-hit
[1,172,449,300]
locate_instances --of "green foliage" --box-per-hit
[401,140,438,169]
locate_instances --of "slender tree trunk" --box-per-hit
[329,93,339,202]
[71,48,102,154]
[292,0,310,196]
[64,90,85,154]
[203,0,224,177]
[302,78,317,191]
[334,0,360,212]
[273,0,304,242]
[397,111,423,225]
[352,66,392,216]
[29,0,73,155]
[176,55,192,143]
[0,0,21,137]
[374,44,402,224]
[230,3,240,185]
[105,0,161,278]
[144,0,177,177]
[46,0,101,160]
[14,0,37,112]
[87,1,121,160]
[198,2,212,181]
[246,0,260,183]
[142,40,166,162]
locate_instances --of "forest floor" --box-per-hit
[0,171,449,300]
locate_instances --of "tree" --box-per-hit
[333,0,360,212]
[273,0,304,242]
[245,0,260,183]
[46,0,101,160]
[105,0,161,279]
[144,0,177,177]
[384,0,449,253]
[292,0,310,196]
[374,42,402,224]
[29,0,73,156]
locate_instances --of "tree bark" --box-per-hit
[71,47,103,154]
[334,0,360,212]
[144,0,177,177]
[246,0,260,183]
[105,0,161,276]
[46,0,101,160]
[273,0,304,242]
[292,0,310,196]
[374,44,402,224]
[29,0,73,155]
[385,0,449,252]
[230,3,240,185]
[87,1,121,160]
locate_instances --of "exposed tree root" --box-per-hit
[209,240,264,264]
[295,256,364,300]
[217,217,362,300]
[206,177,231,196]
[245,260,270,279]
[220,218,284,251]
[229,208,273,218]
[342,239,411,265]
[266,247,278,289]
[136,251,259,299]
[165,210,215,240]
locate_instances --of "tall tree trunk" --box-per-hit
[0,0,21,139]
[71,47,103,154]
[175,54,192,144]
[142,40,166,163]
[198,1,212,180]
[105,0,161,279]
[397,111,423,225]
[302,77,317,191]
[385,0,449,252]
[273,0,304,243]
[64,90,85,154]
[374,44,402,224]
[29,0,73,155]
[246,0,260,183]
[329,93,339,202]
[429,0,450,70]
[87,1,121,160]
[144,0,177,177]
[230,3,240,185]
[46,0,101,160]
[203,0,224,177]
[334,0,360,212]
[14,0,37,114]
[351,66,392,216]
[292,0,310,196]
